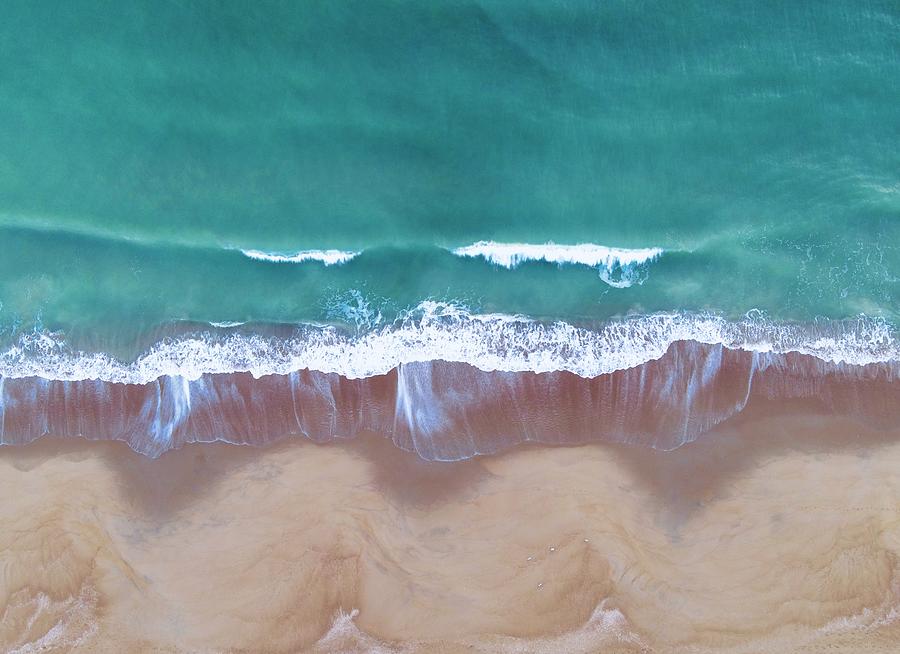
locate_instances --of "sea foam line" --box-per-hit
[0,304,896,384]
[239,248,360,265]
[451,241,664,287]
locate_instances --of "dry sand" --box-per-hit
[2,403,900,653]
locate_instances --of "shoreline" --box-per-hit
[2,341,899,458]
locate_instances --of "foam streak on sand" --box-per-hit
[239,248,360,265]
[0,305,896,384]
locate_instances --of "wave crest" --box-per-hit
[239,248,360,265]
[451,241,664,287]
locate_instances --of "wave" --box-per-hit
[1,342,898,458]
[236,241,665,288]
[451,241,664,268]
[451,241,664,287]
[239,248,360,265]
[0,304,896,384]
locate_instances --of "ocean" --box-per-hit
[0,0,897,456]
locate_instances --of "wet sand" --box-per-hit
[2,402,900,653]
[4,344,898,459]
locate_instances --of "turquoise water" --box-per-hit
[0,1,898,362]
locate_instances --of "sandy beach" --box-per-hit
[1,400,899,653]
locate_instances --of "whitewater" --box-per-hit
[0,303,896,385]
[235,242,665,287]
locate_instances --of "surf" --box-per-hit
[238,248,360,265]
[451,241,665,288]
[0,305,896,385]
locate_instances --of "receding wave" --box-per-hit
[239,248,360,265]
[0,304,895,384]
[1,306,898,458]
[1,341,898,459]
[451,241,664,287]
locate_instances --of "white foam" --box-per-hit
[239,248,360,265]
[0,305,896,385]
[6,588,98,654]
[451,241,663,287]
[472,600,647,653]
[313,609,399,653]
[238,242,665,285]
[818,576,900,636]
[310,600,645,654]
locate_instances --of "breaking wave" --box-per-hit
[0,304,896,384]
[451,241,664,287]
[235,241,665,289]
[239,248,360,265]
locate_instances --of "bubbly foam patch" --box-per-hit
[451,241,663,287]
[239,248,360,265]
[0,305,896,384]
[6,588,98,654]
[313,609,399,654]
[475,600,648,654]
